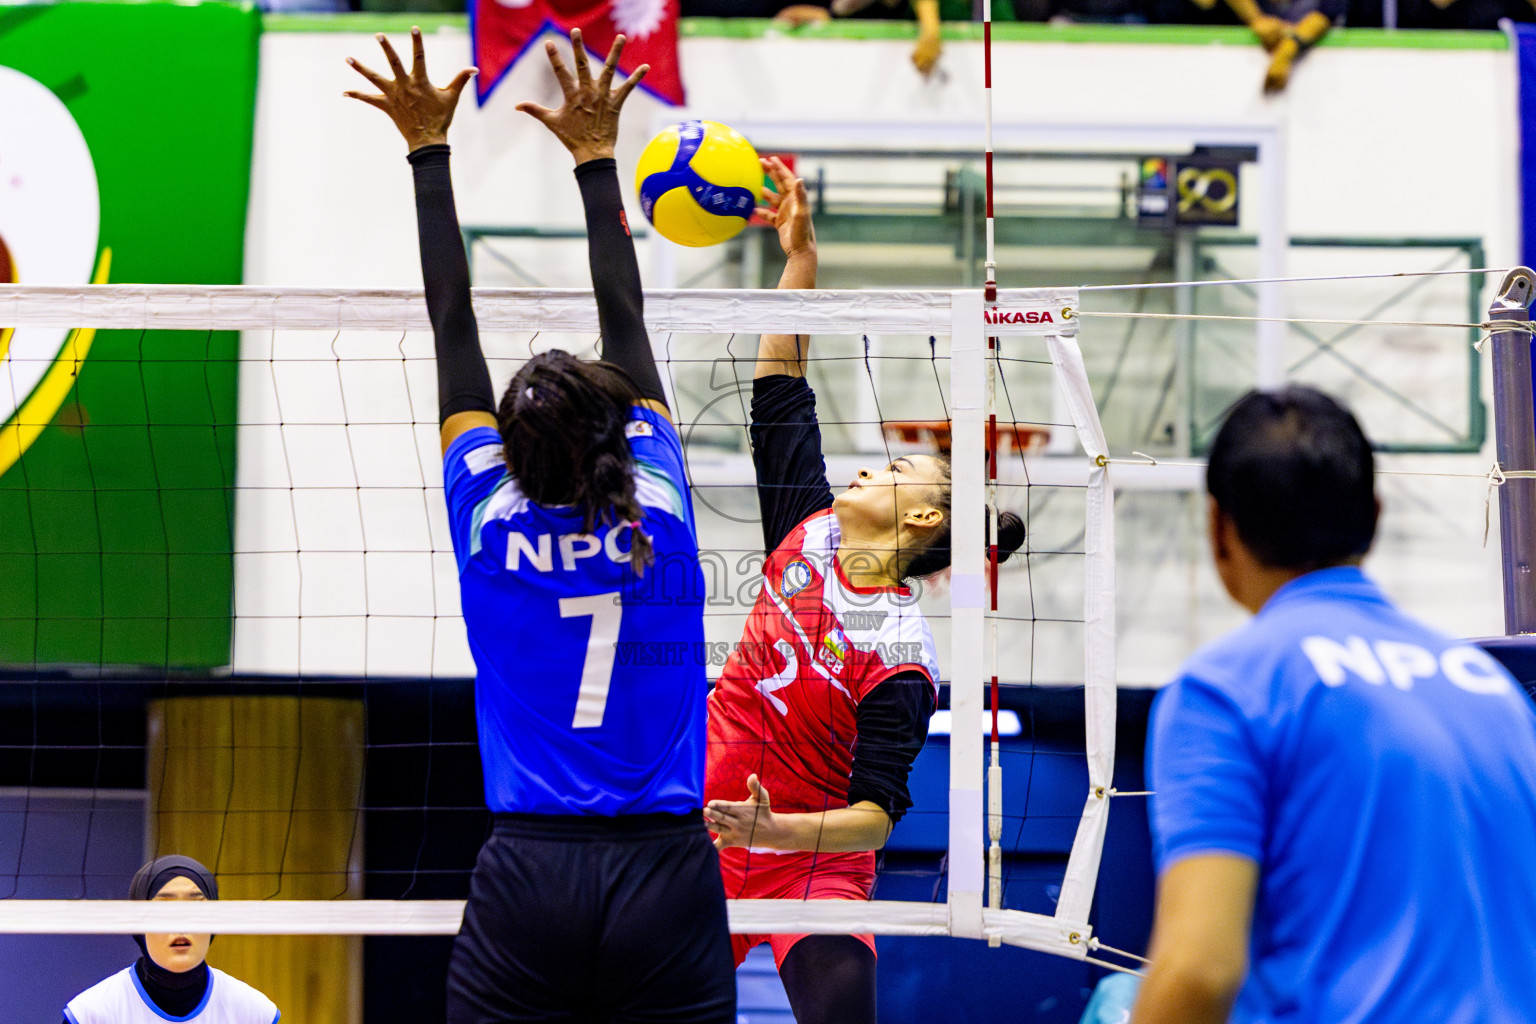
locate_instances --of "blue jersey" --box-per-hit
[1149,567,1536,1024]
[443,407,707,816]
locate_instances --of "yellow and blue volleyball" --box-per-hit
[635,120,761,248]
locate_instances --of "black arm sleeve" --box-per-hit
[750,374,836,554]
[575,158,668,406]
[847,672,935,824]
[408,145,496,424]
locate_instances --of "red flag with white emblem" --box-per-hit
[471,0,685,107]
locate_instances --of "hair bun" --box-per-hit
[993,510,1026,564]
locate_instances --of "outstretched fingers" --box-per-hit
[569,28,592,84]
[377,33,409,81]
[346,56,391,93]
[754,189,783,223]
[343,90,389,111]
[446,66,478,102]
[597,34,626,94]
[541,39,577,97]
[761,155,797,193]
[788,176,809,210]
[515,100,557,125]
[409,26,427,78]
[755,158,802,221]
[611,63,649,107]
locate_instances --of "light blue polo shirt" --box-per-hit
[1149,566,1536,1024]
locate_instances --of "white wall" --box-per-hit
[246,29,1519,284]
[234,29,1520,683]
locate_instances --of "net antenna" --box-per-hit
[0,282,1118,967]
[974,5,1117,958]
[981,0,1005,946]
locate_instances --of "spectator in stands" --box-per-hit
[826,0,972,75]
[1245,0,1340,92]
[1148,0,1340,91]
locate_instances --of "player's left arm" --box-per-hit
[705,671,935,852]
[346,29,494,455]
[518,30,671,424]
[1130,853,1258,1024]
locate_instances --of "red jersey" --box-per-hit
[706,509,940,895]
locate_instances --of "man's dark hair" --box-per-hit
[1206,386,1377,570]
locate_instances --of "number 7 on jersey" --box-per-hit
[559,593,622,728]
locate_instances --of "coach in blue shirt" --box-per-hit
[1135,386,1536,1024]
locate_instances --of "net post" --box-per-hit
[948,289,987,940]
[1489,267,1536,634]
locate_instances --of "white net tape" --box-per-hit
[0,284,1113,963]
[0,285,1074,335]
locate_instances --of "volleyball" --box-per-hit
[634,120,762,248]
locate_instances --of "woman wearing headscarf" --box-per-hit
[62,855,280,1024]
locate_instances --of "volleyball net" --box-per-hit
[1,263,1522,1001]
[0,283,1129,963]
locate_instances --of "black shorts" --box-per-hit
[446,812,736,1024]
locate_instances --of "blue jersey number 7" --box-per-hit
[560,592,622,728]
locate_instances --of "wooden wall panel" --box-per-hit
[147,696,364,1024]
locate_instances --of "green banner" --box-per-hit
[0,2,257,670]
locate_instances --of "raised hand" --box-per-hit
[516,29,648,165]
[756,156,816,262]
[345,27,477,152]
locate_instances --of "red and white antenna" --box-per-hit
[982,0,1005,946]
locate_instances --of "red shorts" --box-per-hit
[722,851,878,969]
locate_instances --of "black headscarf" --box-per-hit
[129,855,220,904]
[129,855,218,1017]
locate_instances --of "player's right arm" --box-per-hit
[517,31,673,423]
[747,157,833,553]
[754,156,816,380]
[345,29,494,455]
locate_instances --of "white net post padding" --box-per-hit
[0,284,1111,958]
[947,290,987,941]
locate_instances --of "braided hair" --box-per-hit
[497,350,654,573]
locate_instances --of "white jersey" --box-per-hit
[65,966,279,1024]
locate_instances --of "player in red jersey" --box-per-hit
[704,158,1025,1024]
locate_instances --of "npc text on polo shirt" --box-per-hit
[1300,636,1511,695]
